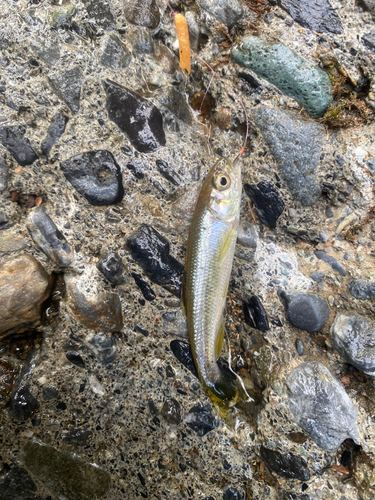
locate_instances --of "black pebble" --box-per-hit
[8,386,39,421]
[315,250,346,276]
[41,112,69,157]
[0,466,37,500]
[131,272,156,301]
[97,251,127,285]
[60,150,124,206]
[223,486,245,500]
[160,398,181,424]
[170,340,198,378]
[260,446,310,480]
[43,386,59,401]
[244,182,285,229]
[295,339,304,356]
[156,159,181,186]
[126,224,183,297]
[126,159,145,179]
[62,428,92,445]
[279,290,330,332]
[243,295,269,331]
[66,351,86,368]
[185,403,217,436]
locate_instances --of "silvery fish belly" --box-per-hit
[183,156,242,402]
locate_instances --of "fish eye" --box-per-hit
[213,172,231,191]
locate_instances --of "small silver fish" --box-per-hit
[183,156,242,402]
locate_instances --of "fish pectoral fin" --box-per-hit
[218,226,236,265]
[216,321,225,358]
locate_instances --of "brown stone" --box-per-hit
[0,254,51,336]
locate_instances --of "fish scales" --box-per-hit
[184,157,242,401]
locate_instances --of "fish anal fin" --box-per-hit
[216,321,224,358]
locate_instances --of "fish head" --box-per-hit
[201,156,242,220]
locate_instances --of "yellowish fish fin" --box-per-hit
[216,321,225,358]
[218,226,236,265]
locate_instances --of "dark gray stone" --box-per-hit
[126,224,183,297]
[126,159,145,179]
[197,0,243,28]
[362,31,375,52]
[358,0,375,15]
[124,0,160,29]
[60,150,124,206]
[349,280,375,300]
[61,428,93,445]
[82,0,116,29]
[158,87,192,125]
[131,272,156,301]
[43,386,59,401]
[0,126,38,166]
[88,334,117,365]
[21,439,111,499]
[310,272,324,281]
[0,466,37,500]
[103,79,166,153]
[295,339,304,356]
[27,207,74,267]
[156,160,182,186]
[41,112,69,157]
[8,386,39,421]
[243,181,284,229]
[0,156,8,191]
[232,37,332,118]
[223,486,245,500]
[30,39,60,65]
[97,251,127,285]
[315,250,346,276]
[286,361,359,450]
[237,221,258,249]
[160,398,181,424]
[330,314,375,377]
[259,446,309,480]
[131,28,155,56]
[274,0,343,34]
[100,35,131,70]
[184,403,217,436]
[66,351,85,368]
[170,339,198,378]
[48,67,85,114]
[253,107,323,206]
[243,295,269,331]
[278,290,330,332]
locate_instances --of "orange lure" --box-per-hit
[174,13,191,74]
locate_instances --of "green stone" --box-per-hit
[21,439,111,500]
[231,37,332,118]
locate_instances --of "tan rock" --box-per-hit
[0,254,51,336]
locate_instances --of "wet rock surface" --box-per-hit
[0,255,50,336]
[1,1,375,499]
[331,314,375,376]
[286,362,359,450]
[27,207,74,267]
[103,79,166,153]
[274,0,343,34]
[253,107,323,206]
[279,290,330,332]
[232,37,332,117]
[60,150,124,206]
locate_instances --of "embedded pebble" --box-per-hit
[82,0,116,30]
[158,87,192,125]
[21,439,111,499]
[295,339,304,356]
[96,251,127,285]
[66,351,85,368]
[170,340,198,378]
[197,0,244,28]
[124,0,160,29]
[184,403,217,436]
[40,112,69,158]
[100,34,131,70]
[162,310,188,338]
[286,361,359,451]
[0,254,51,336]
[279,290,330,332]
[330,314,375,376]
[61,429,92,445]
[259,446,309,480]
[0,466,37,500]
[131,272,156,301]
[88,333,117,365]
[362,31,375,52]
[8,386,39,422]
[237,221,258,249]
[243,295,270,331]
[0,156,8,191]
[103,79,166,153]
[232,37,332,117]
[30,39,60,65]
[126,224,184,297]
[253,107,324,206]
[27,207,74,267]
[315,250,347,276]
[156,159,182,186]
[60,150,124,206]
[48,67,85,114]
[0,126,38,166]
[160,398,181,425]
[275,0,343,34]
[348,280,375,300]
[244,182,285,229]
